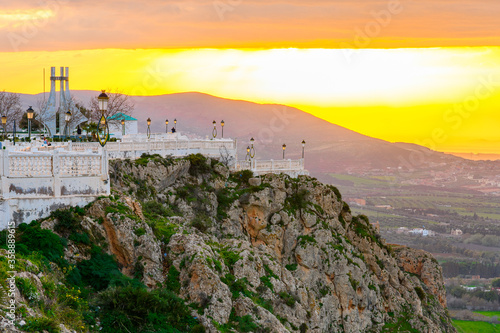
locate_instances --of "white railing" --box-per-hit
[51,138,237,159]
[1,150,104,179]
[234,158,307,177]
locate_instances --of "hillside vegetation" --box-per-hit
[1,154,456,332]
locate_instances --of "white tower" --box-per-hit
[41,67,87,136]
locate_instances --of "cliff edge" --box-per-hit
[0,154,456,333]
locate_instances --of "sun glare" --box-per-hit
[0,47,499,153]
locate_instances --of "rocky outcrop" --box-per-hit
[104,156,456,333]
[394,246,448,308]
[13,155,454,333]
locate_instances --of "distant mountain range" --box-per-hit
[19,91,487,178]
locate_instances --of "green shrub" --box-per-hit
[216,188,237,220]
[18,221,67,263]
[351,215,379,246]
[135,153,158,166]
[348,273,359,291]
[263,264,278,279]
[231,169,254,186]
[16,277,39,304]
[234,314,258,332]
[187,153,211,176]
[319,286,329,297]
[329,185,342,201]
[415,286,426,301]
[279,291,296,307]
[218,246,241,271]
[284,183,309,215]
[22,316,60,333]
[69,232,90,245]
[134,261,144,280]
[285,264,298,271]
[260,276,274,292]
[191,214,213,233]
[52,209,80,234]
[297,235,317,247]
[143,201,174,219]
[220,274,253,299]
[134,227,146,237]
[165,265,181,294]
[77,246,141,291]
[96,286,199,333]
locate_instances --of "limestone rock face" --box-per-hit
[394,246,448,308]
[103,157,456,333]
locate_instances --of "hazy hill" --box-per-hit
[20,91,467,176]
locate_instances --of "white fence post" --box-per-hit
[53,150,61,197]
[1,149,8,199]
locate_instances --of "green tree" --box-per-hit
[19,112,42,131]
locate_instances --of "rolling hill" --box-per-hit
[19,91,469,178]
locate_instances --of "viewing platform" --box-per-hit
[234,159,307,178]
[0,133,308,227]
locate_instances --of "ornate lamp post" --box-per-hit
[301,140,306,159]
[221,120,225,138]
[26,106,34,142]
[246,146,251,160]
[64,110,72,139]
[1,115,6,140]
[212,120,217,138]
[174,118,177,131]
[250,137,255,158]
[165,119,168,133]
[282,143,286,159]
[97,90,110,147]
[121,118,125,136]
[147,118,151,139]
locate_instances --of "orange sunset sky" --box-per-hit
[1,0,500,154]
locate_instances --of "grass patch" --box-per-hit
[452,320,500,333]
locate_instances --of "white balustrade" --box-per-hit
[1,150,104,179]
[234,158,307,177]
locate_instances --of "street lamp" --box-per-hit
[64,110,72,139]
[121,118,125,136]
[174,118,177,130]
[221,120,225,138]
[147,118,151,139]
[250,137,255,158]
[165,119,168,133]
[26,106,34,142]
[301,140,306,159]
[97,90,110,147]
[282,144,286,159]
[246,146,251,160]
[1,115,6,140]
[212,120,217,138]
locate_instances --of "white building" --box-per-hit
[108,113,138,139]
[409,228,436,237]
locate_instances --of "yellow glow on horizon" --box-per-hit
[0,47,500,154]
[0,9,54,28]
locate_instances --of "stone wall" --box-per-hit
[0,149,109,228]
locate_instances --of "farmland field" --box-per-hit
[453,320,500,333]
[474,311,500,318]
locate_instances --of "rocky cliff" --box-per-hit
[1,154,456,333]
